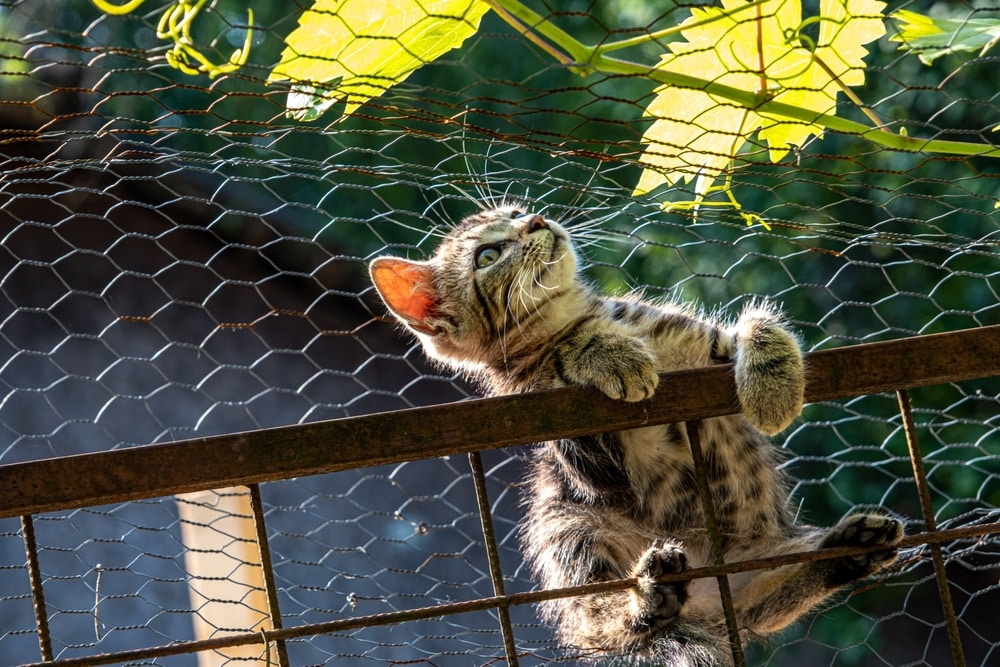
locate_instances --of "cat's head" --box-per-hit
[369,205,582,368]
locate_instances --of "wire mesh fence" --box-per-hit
[1,1,999,665]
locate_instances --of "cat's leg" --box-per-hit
[555,332,659,402]
[526,513,691,655]
[729,513,904,635]
[731,304,805,435]
[586,543,733,666]
[549,543,690,653]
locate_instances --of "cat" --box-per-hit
[368,204,903,666]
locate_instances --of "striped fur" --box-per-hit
[369,206,902,665]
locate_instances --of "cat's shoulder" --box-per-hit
[595,289,709,326]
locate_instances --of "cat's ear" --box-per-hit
[369,257,440,335]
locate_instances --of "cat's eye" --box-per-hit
[475,245,502,269]
[510,209,523,218]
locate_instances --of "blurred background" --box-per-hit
[0,1,997,665]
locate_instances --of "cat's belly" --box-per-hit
[618,416,787,541]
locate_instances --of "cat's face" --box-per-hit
[369,205,580,367]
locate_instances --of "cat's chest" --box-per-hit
[619,424,690,469]
[618,424,695,510]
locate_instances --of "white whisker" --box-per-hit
[376,215,448,243]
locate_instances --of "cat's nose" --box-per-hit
[517,214,547,232]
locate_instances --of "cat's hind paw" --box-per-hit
[631,544,689,631]
[819,513,904,587]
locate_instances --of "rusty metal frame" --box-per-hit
[3,324,999,666]
[896,389,967,667]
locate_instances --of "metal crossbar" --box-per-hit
[2,325,997,518]
[4,324,1000,667]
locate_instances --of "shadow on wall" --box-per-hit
[0,109,540,665]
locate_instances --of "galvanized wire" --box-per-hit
[0,2,998,666]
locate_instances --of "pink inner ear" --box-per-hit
[370,258,439,333]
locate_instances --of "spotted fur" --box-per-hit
[369,206,903,665]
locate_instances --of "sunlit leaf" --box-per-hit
[760,0,885,152]
[635,0,886,206]
[891,9,1000,65]
[269,0,490,120]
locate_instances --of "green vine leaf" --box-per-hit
[634,0,886,217]
[269,0,491,121]
[891,9,1000,65]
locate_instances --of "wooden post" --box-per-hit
[177,487,276,666]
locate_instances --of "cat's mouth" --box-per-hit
[540,221,570,265]
[508,214,574,296]
[547,233,566,264]
[526,223,574,295]
[514,214,560,258]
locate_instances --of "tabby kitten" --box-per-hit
[369,205,903,666]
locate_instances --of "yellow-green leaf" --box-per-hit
[635,0,885,204]
[269,0,490,120]
[891,9,1000,65]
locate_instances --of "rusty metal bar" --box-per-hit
[468,452,520,666]
[18,520,1000,667]
[684,421,746,667]
[20,514,53,663]
[248,484,290,667]
[896,389,967,667]
[1,325,997,519]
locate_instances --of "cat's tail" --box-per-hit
[599,621,733,667]
[646,622,734,667]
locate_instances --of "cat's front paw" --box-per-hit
[595,347,659,403]
[819,513,904,587]
[631,544,689,631]
[560,333,659,402]
[733,306,805,435]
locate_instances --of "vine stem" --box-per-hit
[590,0,770,57]
[810,51,889,133]
[489,0,1000,159]
[483,0,573,66]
